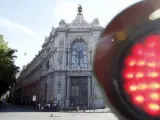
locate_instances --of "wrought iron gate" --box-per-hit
[70,76,88,107]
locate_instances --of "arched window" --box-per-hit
[71,39,88,68]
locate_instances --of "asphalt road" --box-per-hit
[0,102,119,120]
[0,112,119,120]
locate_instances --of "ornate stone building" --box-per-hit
[13,5,105,109]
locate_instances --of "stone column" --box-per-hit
[65,51,68,67]
[51,75,54,104]
[88,51,91,69]
[50,54,54,69]
[63,35,66,69]
[68,50,70,69]
[88,76,91,109]
[65,76,70,108]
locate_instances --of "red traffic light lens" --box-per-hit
[122,35,160,116]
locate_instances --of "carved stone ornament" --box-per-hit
[52,27,55,31]
[78,4,82,15]
[93,18,99,24]
[59,39,64,48]
[67,5,93,28]
[59,19,67,27]
[58,51,63,63]
[72,15,88,27]
[45,36,48,42]
[51,27,55,34]
[92,18,100,27]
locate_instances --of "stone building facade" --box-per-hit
[13,5,105,109]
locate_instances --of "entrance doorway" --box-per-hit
[70,76,88,107]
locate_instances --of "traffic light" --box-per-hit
[93,1,160,120]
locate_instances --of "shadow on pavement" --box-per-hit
[0,101,111,113]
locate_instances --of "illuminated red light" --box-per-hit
[149,92,160,100]
[122,34,160,116]
[144,49,156,57]
[132,94,144,105]
[146,60,158,68]
[132,44,144,56]
[144,35,160,48]
[144,102,160,116]
[125,56,136,67]
[123,68,135,80]
[137,59,146,66]
[124,83,137,93]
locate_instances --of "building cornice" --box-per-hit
[25,48,56,78]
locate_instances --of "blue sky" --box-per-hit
[0,0,141,69]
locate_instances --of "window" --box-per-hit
[46,61,49,70]
[90,51,92,66]
[71,39,88,68]
[66,51,68,66]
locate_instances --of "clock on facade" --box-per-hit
[71,40,88,68]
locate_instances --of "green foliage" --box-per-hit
[0,34,19,97]
[0,35,8,52]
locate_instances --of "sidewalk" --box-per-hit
[86,108,111,113]
[0,101,37,112]
[64,108,111,113]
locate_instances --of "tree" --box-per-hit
[0,35,19,97]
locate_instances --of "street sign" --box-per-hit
[32,95,36,101]
[57,94,61,100]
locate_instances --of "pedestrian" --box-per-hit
[83,105,86,112]
[93,104,95,112]
[70,104,73,111]
[41,106,44,111]
[38,104,41,110]
[77,105,79,112]
[71,104,73,111]
[57,103,60,111]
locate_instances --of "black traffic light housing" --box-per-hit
[111,18,160,120]
[93,1,160,120]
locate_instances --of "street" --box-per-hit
[0,102,119,120]
[0,112,119,120]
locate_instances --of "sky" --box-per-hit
[0,0,142,69]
